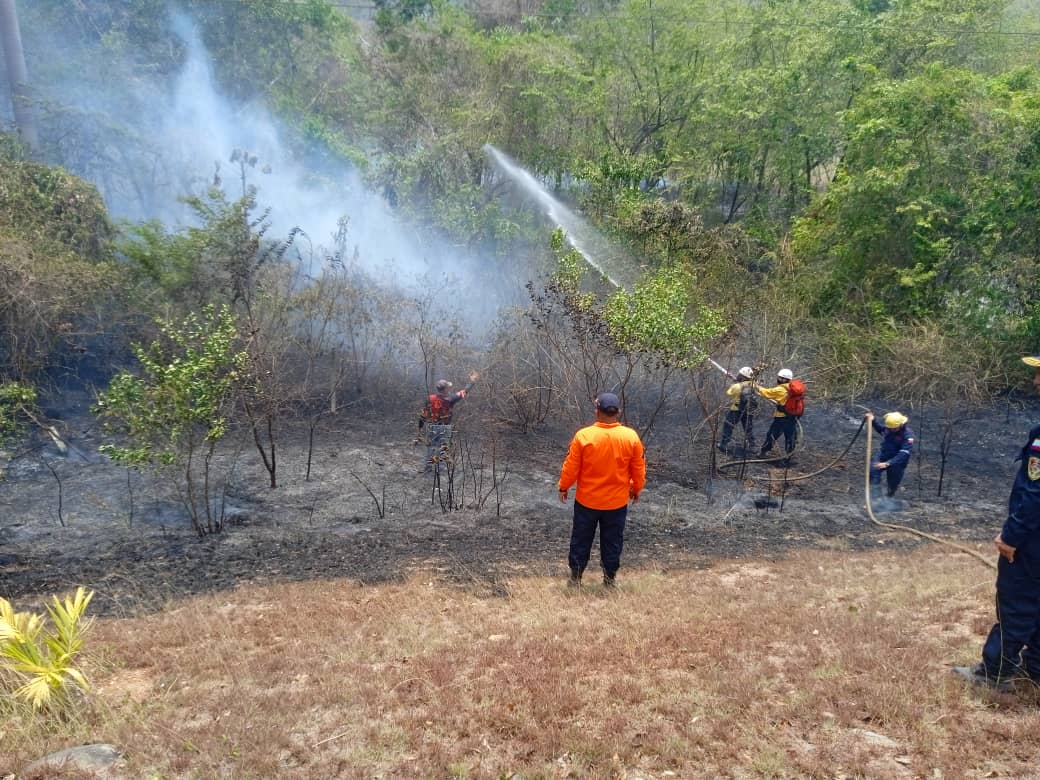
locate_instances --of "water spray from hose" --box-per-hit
[483,144,632,288]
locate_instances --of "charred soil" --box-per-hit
[2,398,1036,615]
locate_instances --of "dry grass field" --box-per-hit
[4,547,1040,779]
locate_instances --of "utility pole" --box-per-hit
[0,0,38,151]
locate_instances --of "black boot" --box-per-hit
[568,568,582,588]
[603,572,617,589]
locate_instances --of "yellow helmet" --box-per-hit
[884,412,908,429]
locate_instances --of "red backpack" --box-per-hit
[783,379,805,417]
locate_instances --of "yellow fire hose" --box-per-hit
[717,411,997,569]
[862,414,995,570]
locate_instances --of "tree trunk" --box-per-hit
[0,0,39,150]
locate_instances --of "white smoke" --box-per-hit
[156,15,425,270]
[23,10,527,322]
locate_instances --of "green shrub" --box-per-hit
[0,381,37,447]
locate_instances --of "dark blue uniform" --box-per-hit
[870,420,915,497]
[981,424,1040,681]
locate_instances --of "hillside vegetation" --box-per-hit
[2,0,1038,405]
[4,4,1040,776]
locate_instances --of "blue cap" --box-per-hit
[595,392,620,413]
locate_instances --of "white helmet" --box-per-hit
[777,368,794,381]
[738,366,754,379]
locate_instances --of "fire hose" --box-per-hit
[709,358,819,477]
[862,413,995,569]
[707,357,996,566]
[717,418,853,481]
[715,406,997,568]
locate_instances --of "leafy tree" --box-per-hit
[530,228,726,434]
[94,305,247,536]
[604,264,726,371]
[478,26,600,183]
[376,0,434,28]
[119,169,312,490]
[792,63,1040,332]
[853,0,1010,79]
[120,180,283,313]
[24,0,352,104]
[792,65,980,318]
[573,0,720,180]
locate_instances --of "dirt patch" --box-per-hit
[1,398,1036,615]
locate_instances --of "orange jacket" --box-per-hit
[558,422,646,510]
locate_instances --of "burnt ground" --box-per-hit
[1,396,1037,616]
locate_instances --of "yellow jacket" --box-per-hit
[757,384,790,417]
[726,380,755,412]
[558,422,646,510]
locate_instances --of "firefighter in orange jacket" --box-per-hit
[558,392,646,588]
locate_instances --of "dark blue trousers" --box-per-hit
[870,461,908,496]
[720,409,755,450]
[981,549,1040,680]
[568,500,627,577]
[761,416,797,455]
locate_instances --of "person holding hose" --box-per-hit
[558,392,646,589]
[865,411,915,499]
[718,366,757,455]
[757,368,800,460]
[953,355,1040,692]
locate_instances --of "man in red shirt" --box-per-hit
[419,371,478,472]
[558,392,646,588]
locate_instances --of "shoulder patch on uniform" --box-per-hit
[1029,456,1040,481]
[1030,438,1040,452]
